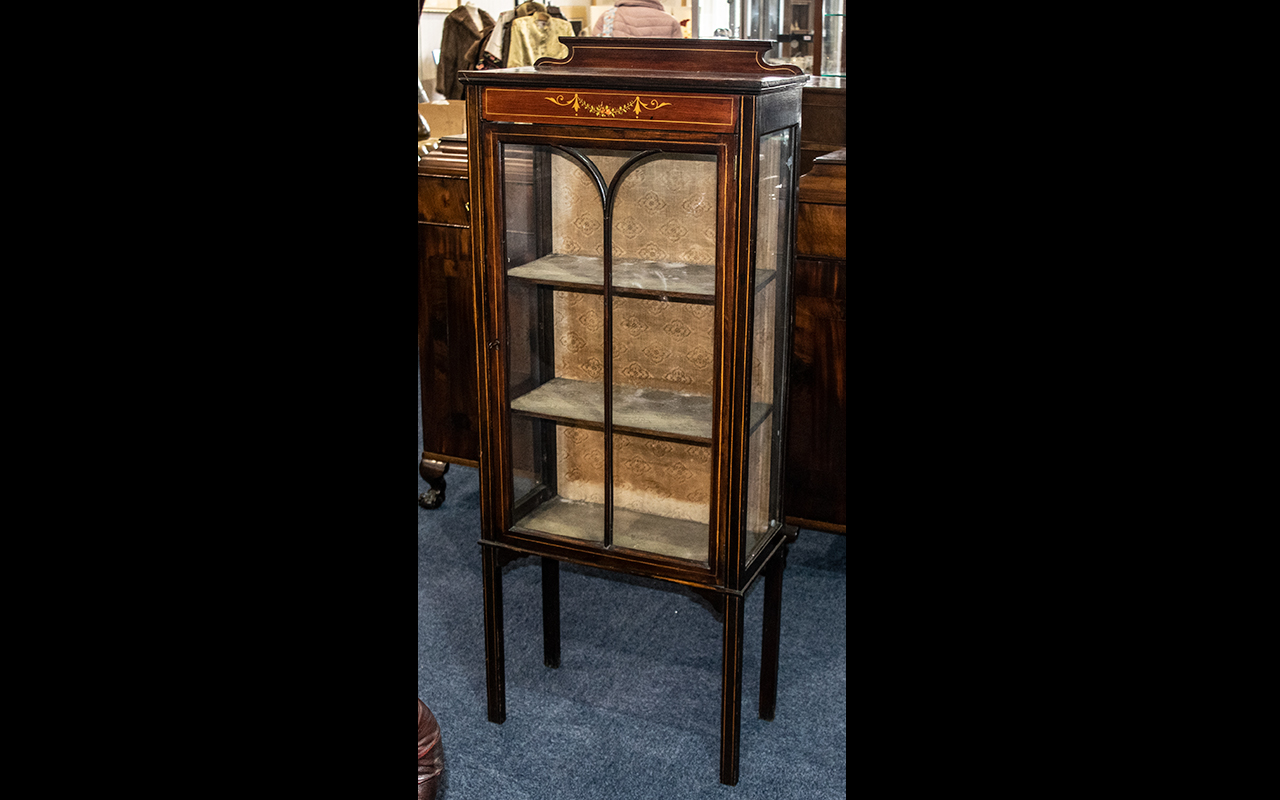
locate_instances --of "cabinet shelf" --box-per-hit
[514,497,709,563]
[507,253,776,302]
[510,377,773,444]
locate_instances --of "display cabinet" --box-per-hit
[460,37,807,786]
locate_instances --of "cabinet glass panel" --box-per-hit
[610,153,717,564]
[502,143,719,563]
[504,142,606,544]
[744,129,794,564]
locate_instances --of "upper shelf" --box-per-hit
[508,253,776,302]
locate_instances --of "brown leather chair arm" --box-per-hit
[418,699,443,800]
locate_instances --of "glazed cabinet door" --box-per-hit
[491,139,730,569]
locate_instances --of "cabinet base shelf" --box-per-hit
[514,496,710,564]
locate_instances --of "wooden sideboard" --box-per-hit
[419,137,846,533]
[784,148,846,533]
[418,136,479,506]
[799,76,846,178]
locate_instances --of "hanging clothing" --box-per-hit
[437,4,495,100]
[514,1,548,18]
[464,8,516,73]
[591,0,682,39]
[465,4,553,73]
[483,10,517,64]
[506,13,575,68]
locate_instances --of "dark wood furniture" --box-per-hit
[459,38,806,786]
[418,135,479,508]
[798,76,845,177]
[785,148,846,534]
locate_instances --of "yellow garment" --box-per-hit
[506,14,574,68]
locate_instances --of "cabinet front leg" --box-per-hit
[541,557,561,668]
[759,545,785,721]
[482,546,507,723]
[719,593,745,786]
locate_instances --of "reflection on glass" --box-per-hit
[742,0,783,62]
[744,129,793,563]
[821,0,846,77]
[778,0,815,72]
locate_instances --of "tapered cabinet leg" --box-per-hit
[541,557,561,668]
[759,545,785,721]
[481,546,506,723]
[719,593,745,786]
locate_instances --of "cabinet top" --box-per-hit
[459,37,808,94]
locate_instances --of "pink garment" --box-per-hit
[591,0,682,38]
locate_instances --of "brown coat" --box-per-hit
[436,5,495,100]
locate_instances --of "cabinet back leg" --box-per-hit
[541,557,561,668]
[759,546,785,720]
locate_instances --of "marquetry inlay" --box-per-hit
[544,93,673,119]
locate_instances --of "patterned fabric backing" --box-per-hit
[548,149,718,526]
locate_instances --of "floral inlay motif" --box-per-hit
[545,94,673,118]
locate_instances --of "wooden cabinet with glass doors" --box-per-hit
[461,38,806,786]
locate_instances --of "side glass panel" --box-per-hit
[744,129,793,564]
[499,141,719,565]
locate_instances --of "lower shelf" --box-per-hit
[510,377,774,444]
[514,496,709,564]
